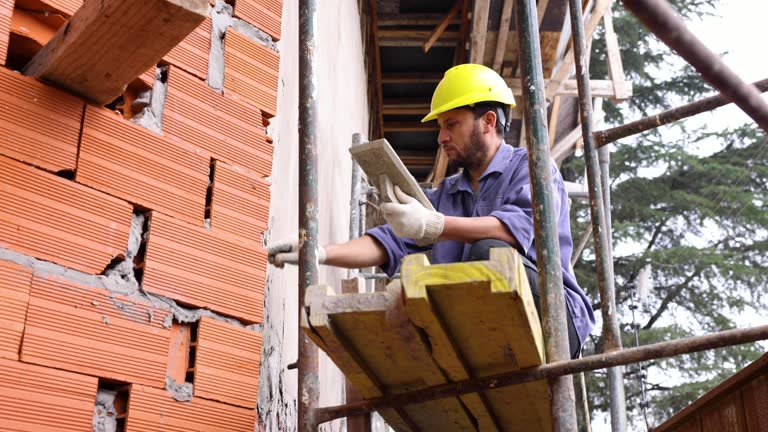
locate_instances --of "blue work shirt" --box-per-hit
[366,142,595,345]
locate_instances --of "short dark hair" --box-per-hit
[463,102,510,136]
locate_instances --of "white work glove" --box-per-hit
[380,186,444,240]
[266,238,326,268]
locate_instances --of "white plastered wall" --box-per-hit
[257,1,370,430]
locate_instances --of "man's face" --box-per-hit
[436,108,489,171]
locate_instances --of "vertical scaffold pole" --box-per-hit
[298,0,320,430]
[566,0,627,430]
[514,0,578,430]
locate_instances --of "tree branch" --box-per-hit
[643,268,703,330]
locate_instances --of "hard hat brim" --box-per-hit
[421,91,516,122]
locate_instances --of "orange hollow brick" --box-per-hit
[164,67,273,177]
[210,160,270,242]
[0,0,13,64]
[194,316,261,408]
[224,29,279,118]
[0,358,98,431]
[0,261,32,360]
[78,106,210,227]
[127,384,257,432]
[0,154,133,274]
[165,16,212,81]
[21,274,174,388]
[0,66,84,173]
[233,0,282,41]
[142,212,267,324]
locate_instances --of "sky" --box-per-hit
[686,0,768,131]
[591,2,767,431]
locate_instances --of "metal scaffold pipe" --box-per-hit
[622,0,768,134]
[313,325,768,424]
[567,0,626,430]
[594,78,768,146]
[514,0,578,430]
[298,0,320,430]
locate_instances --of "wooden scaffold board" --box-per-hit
[303,248,553,431]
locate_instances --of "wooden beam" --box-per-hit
[500,0,549,78]
[401,152,441,169]
[381,73,443,84]
[602,6,629,100]
[370,0,385,139]
[23,0,207,104]
[469,0,490,64]
[340,278,373,432]
[518,120,527,149]
[379,39,458,48]
[379,29,460,41]
[425,148,449,185]
[492,0,514,72]
[454,0,471,64]
[378,14,460,27]
[382,99,532,117]
[509,78,632,100]
[551,99,603,164]
[382,99,431,115]
[423,0,462,53]
[548,95,562,149]
[537,0,551,25]
[379,29,460,47]
[383,122,440,133]
[551,126,582,163]
[545,0,612,99]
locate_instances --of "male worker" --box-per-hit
[267,64,594,358]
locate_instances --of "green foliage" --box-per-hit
[564,1,767,428]
[574,124,768,429]
[589,0,718,124]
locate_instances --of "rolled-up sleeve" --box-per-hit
[365,227,427,276]
[364,185,441,276]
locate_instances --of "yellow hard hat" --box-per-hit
[421,63,516,123]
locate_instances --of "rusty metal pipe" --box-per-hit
[298,0,320,430]
[515,0,578,430]
[595,78,768,146]
[313,325,768,424]
[622,0,768,134]
[568,0,626,429]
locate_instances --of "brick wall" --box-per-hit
[0,0,279,430]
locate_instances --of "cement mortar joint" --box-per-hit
[0,247,262,332]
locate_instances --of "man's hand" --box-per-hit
[266,238,326,268]
[380,185,444,240]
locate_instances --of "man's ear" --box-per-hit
[482,110,497,133]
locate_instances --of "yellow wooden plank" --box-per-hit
[304,283,477,431]
[401,248,552,432]
[399,254,500,431]
[303,285,414,431]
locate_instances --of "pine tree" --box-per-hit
[562,1,767,428]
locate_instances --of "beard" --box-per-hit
[447,123,489,172]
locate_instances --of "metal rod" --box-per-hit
[601,142,626,432]
[575,372,593,432]
[568,0,626,429]
[622,0,768,134]
[514,0,577,430]
[313,325,768,424]
[298,0,320,430]
[594,78,768,146]
[348,133,364,279]
[361,272,399,280]
[570,224,593,268]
